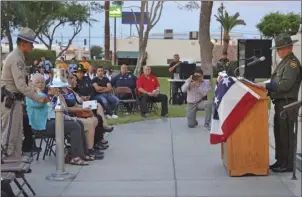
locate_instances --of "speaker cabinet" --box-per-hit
[238,39,272,81]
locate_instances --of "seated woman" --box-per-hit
[26,74,92,165]
[55,71,106,154]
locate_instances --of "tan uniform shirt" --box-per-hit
[1,48,40,101]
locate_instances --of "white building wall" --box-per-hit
[110,38,237,65]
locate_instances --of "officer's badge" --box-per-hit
[290,61,297,68]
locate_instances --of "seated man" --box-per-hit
[74,64,113,132]
[181,69,213,129]
[111,64,137,112]
[91,67,119,119]
[137,66,168,118]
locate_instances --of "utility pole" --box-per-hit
[114,17,117,65]
[218,3,225,45]
[89,4,91,50]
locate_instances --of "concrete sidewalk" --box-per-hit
[22,117,301,197]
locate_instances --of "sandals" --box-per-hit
[100,139,108,144]
[84,155,95,161]
[69,157,89,166]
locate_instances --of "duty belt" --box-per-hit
[1,86,24,102]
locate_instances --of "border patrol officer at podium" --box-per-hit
[1,27,49,158]
[257,33,301,172]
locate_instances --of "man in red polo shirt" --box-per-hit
[137,66,168,118]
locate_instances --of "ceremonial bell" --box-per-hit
[46,68,76,181]
[48,68,69,88]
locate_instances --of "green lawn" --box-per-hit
[107,77,214,125]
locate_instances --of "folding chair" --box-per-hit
[1,161,36,197]
[148,102,159,113]
[1,172,17,197]
[115,87,139,114]
[30,130,56,161]
[1,145,32,164]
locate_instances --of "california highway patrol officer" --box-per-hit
[257,33,301,172]
[1,27,49,158]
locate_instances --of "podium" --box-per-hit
[221,79,269,176]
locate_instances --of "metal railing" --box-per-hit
[280,100,302,180]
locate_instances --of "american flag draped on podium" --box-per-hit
[210,76,260,144]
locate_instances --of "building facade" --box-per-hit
[110,37,238,66]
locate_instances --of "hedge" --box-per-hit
[26,49,56,65]
[24,48,237,78]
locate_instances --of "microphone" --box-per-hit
[247,56,266,67]
[239,56,256,61]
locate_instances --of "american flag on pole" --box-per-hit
[210,76,260,144]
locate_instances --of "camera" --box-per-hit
[192,75,199,81]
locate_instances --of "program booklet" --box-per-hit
[83,100,97,110]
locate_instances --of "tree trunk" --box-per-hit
[104,1,110,60]
[5,27,13,52]
[134,1,146,76]
[222,32,230,55]
[198,1,214,76]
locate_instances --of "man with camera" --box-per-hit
[181,69,212,130]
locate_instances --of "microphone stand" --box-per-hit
[280,100,302,180]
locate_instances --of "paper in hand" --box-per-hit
[83,100,97,110]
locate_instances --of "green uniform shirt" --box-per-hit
[269,52,301,100]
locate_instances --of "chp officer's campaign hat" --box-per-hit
[73,64,87,73]
[17,27,39,44]
[271,33,298,49]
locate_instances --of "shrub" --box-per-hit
[26,49,56,65]
[65,60,112,68]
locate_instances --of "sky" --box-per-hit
[5,1,302,47]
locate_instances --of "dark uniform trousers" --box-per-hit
[273,98,296,168]
[139,94,168,116]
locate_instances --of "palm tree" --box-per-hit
[215,11,246,54]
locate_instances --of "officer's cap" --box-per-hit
[271,33,298,49]
[17,27,39,44]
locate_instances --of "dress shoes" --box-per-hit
[271,165,293,173]
[104,127,114,133]
[269,161,282,169]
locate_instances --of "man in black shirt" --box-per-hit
[91,67,120,119]
[74,64,114,145]
[168,54,184,102]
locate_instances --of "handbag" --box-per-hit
[74,110,94,118]
[70,90,94,118]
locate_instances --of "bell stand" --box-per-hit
[46,68,76,181]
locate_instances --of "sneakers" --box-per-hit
[105,114,118,119]
[204,123,211,131]
[111,114,118,119]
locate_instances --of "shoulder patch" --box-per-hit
[17,60,24,70]
[290,61,297,68]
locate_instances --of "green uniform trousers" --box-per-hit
[273,99,296,168]
[1,100,23,158]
